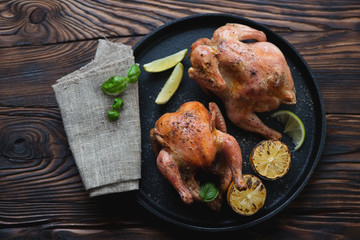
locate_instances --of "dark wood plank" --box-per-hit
[0,31,359,114]
[1,1,359,239]
[0,37,141,107]
[283,30,360,114]
[0,107,359,239]
[0,0,359,47]
[1,1,359,112]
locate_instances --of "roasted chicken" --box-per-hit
[188,23,296,139]
[150,101,247,210]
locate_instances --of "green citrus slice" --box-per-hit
[271,110,305,151]
[155,62,183,105]
[143,49,188,72]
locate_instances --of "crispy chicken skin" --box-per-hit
[150,101,247,210]
[188,23,296,139]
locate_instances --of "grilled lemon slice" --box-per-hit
[227,174,266,216]
[250,140,291,180]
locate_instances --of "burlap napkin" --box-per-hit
[52,39,141,197]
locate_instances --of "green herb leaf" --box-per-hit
[107,109,119,122]
[127,64,141,83]
[200,182,219,202]
[112,98,124,111]
[101,76,128,95]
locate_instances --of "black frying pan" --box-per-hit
[134,13,326,232]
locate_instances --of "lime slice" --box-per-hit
[271,110,305,151]
[155,62,183,105]
[143,49,188,72]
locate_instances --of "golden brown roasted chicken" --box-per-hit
[150,101,247,210]
[188,23,296,139]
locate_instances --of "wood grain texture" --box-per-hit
[0,109,359,239]
[0,32,359,113]
[1,0,359,239]
[283,30,360,114]
[0,0,359,47]
[1,0,359,112]
[0,37,141,107]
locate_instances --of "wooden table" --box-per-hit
[1,1,359,239]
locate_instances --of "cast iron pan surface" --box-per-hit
[133,13,326,231]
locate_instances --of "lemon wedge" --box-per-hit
[271,110,305,151]
[143,49,188,72]
[155,62,183,105]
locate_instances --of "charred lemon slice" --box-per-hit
[227,174,266,216]
[250,140,291,180]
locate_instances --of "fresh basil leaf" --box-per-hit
[112,98,124,111]
[127,64,141,83]
[200,182,219,202]
[107,109,119,122]
[101,76,128,95]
